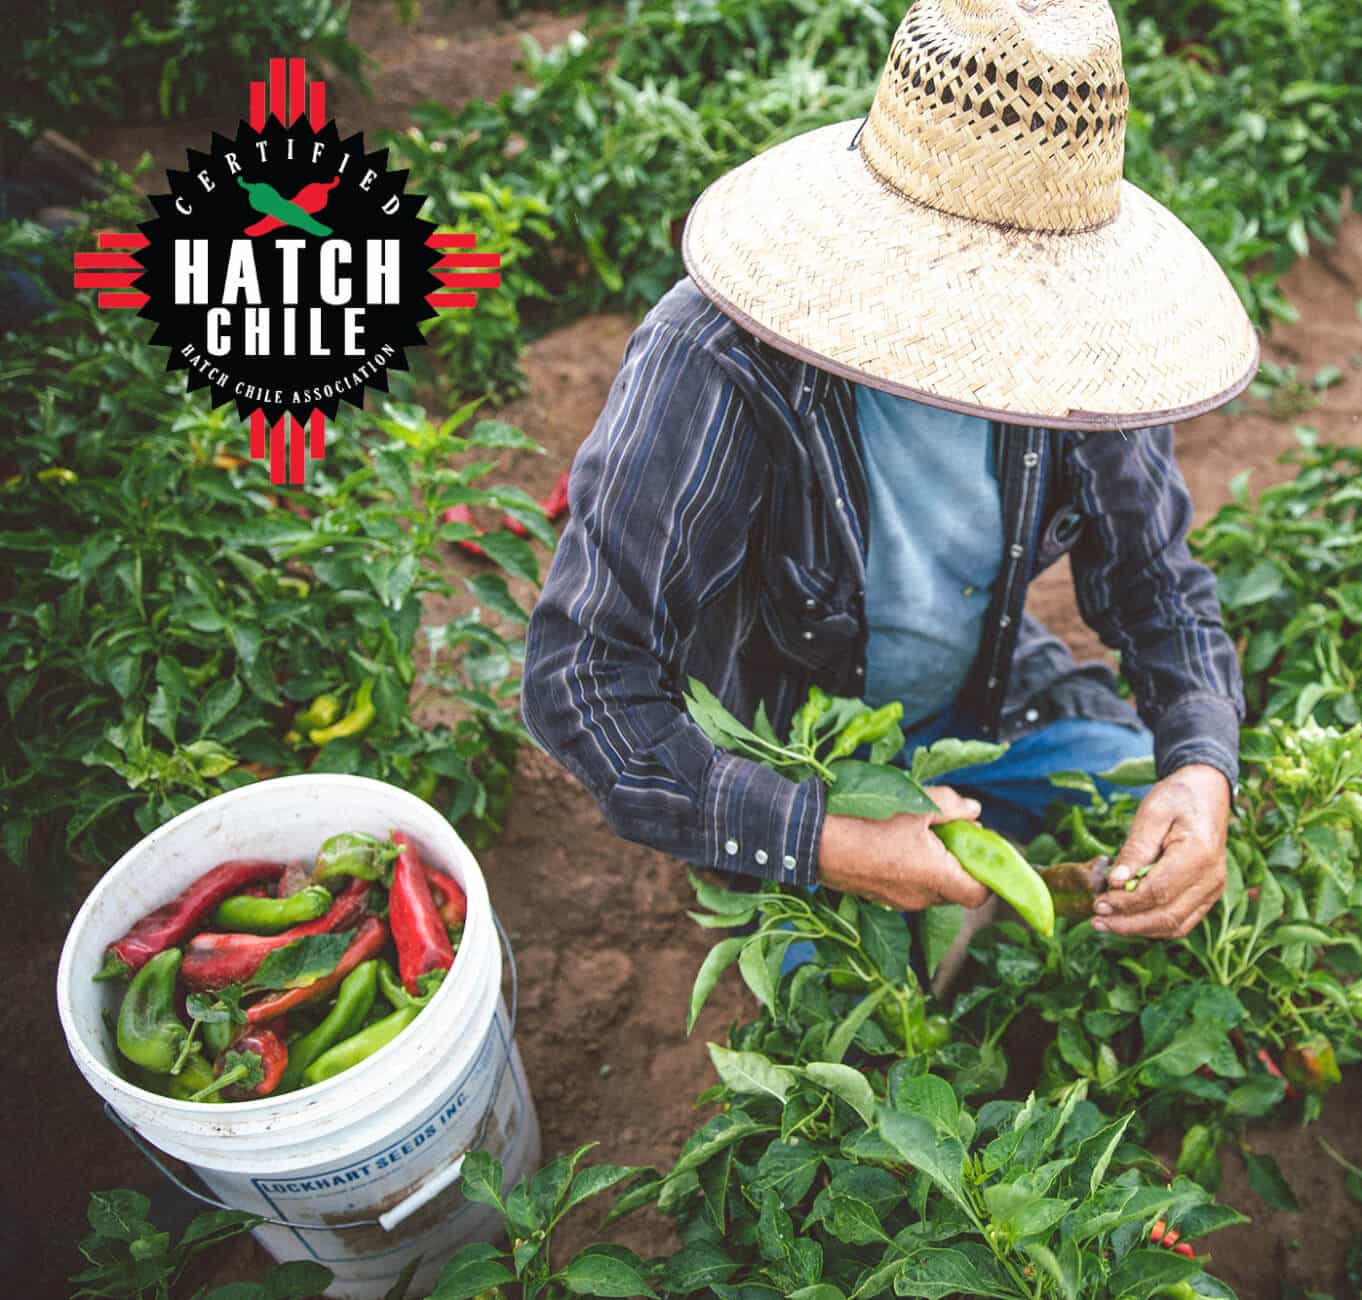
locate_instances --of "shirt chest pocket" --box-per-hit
[745,555,860,674]
[1033,504,1086,575]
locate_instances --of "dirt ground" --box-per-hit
[14,5,1362,1296]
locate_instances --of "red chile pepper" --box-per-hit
[423,865,467,932]
[1256,1046,1298,1100]
[246,916,389,1025]
[190,1026,289,1102]
[504,469,571,537]
[444,504,486,558]
[181,878,370,991]
[390,832,454,995]
[96,860,285,980]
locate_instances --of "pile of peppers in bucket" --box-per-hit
[93,830,466,1103]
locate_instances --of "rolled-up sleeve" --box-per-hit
[519,318,826,885]
[1067,425,1245,788]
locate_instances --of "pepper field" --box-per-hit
[6,1,1362,1297]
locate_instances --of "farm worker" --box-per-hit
[520,0,1256,948]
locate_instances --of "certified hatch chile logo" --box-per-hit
[72,59,499,484]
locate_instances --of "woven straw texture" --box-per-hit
[681,0,1259,429]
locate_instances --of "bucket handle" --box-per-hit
[105,908,521,1233]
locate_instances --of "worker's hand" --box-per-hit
[817,786,991,911]
[1092,764,1230,938]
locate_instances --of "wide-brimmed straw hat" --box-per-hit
[680,0,1260,430]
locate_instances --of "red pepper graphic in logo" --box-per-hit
[243,175,340,237]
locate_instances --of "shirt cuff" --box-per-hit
[1152,691,1242,793]
[701,750,827,887]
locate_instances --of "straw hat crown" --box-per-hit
[863,0,1129,232]
[679,0,1261,429]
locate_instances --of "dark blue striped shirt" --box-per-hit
[521,277,1244,886]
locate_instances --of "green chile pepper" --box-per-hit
[1283,1034,1341,1094]
[1066,810,1115,861]
[294,692,343,732]
[302,1004,422,1085]
[792,686,832,748]
[310,679,376,746]
[280,959,379,1091]
[138,1057,222,1103]
[933,821,1055,938]
[313,832,400,885]
[920,1013,951,1051]
[211,884,333,935]
[204,1017,235,1059]
[116,949,191,1074]
[826,701,904,762]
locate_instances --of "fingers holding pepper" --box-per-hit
[1092,765,1230,939]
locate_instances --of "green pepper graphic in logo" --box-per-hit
[236,175,333,237]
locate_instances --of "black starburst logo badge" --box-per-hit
[72,58,500,485]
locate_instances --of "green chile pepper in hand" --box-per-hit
[310,679,376,746]
[211,885,333,934]
[826,701,904,762]
[933,821,1055,938]
[313,832,400,885]
[279,959,379,1091]
[791,686,832,748]
[117,949,192,1074]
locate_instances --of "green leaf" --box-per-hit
[458,1151,505,1213]
[804,1062,877,1126]
[825,1192,889,1246]
[1225,1075,1287,1118]
[248,932,353,991]
[688,937,746,1034]
[688,869,760,917]
[890,1244,1016,1299]
[1094,755,1157,786]
[259,1261,335,1299]
[463,573,530,623]
[560,1164,647,1218]
[475,530,540,585]
[427,1242,515,1299]
[827,760,939,819]
[877,1105,969,1211]
[662,1241,738,1293]
[684,678,768,755]
[753,1140,823,1205]
[467,419,541,450]
[559,1246,655,1297]
[199,677,243,734]
[87,1189,152,1242]
[1243,1149,1300,1211]
[910,738,1008,783]
[1106,1248,1200,1299]
[708,1045,796,1102]
[739,939,778,1016]
[824,984,892,1064]
[920,905,963,979]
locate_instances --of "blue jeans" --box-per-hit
[780,704,1153,976]
[887,702,1153,842]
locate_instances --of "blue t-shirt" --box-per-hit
[855,384,1004,728]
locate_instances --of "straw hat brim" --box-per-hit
[681,120,1261,430]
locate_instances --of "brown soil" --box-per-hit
[17,12,1362,1300]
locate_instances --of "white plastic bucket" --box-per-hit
[56,775,541,1300]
